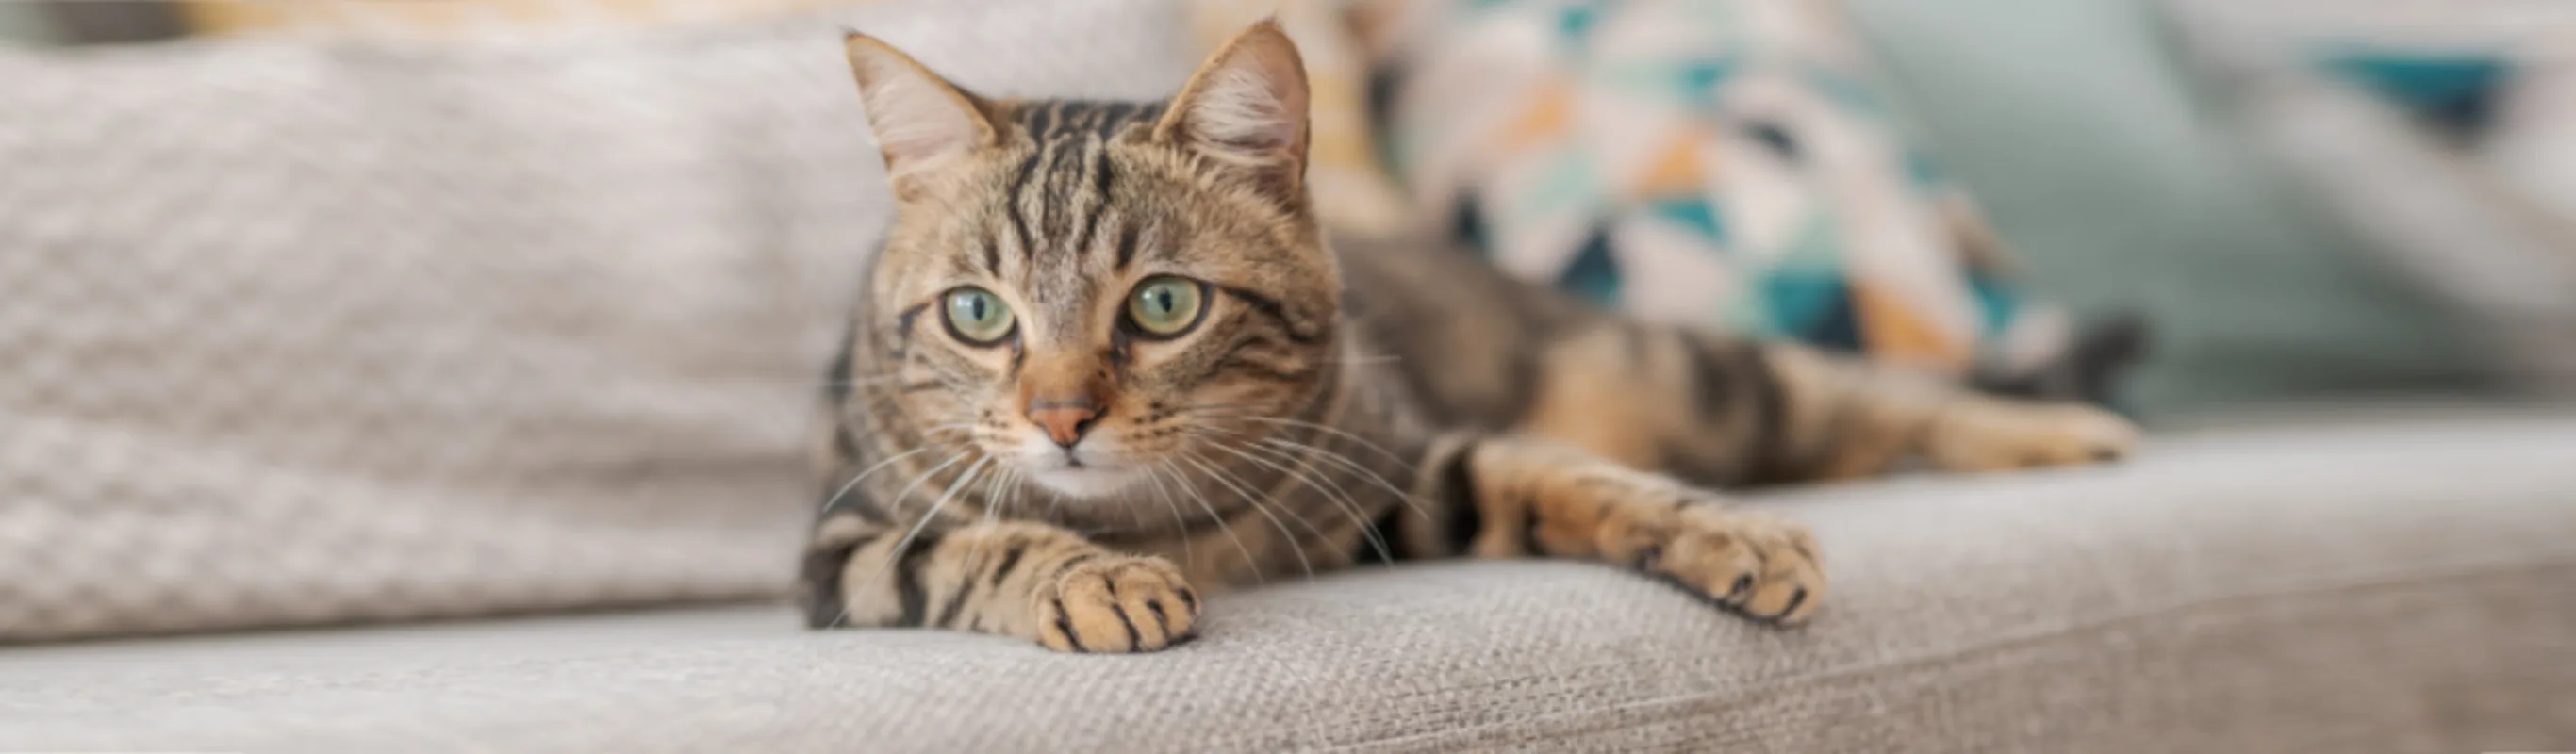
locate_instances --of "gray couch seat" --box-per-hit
[5,412,2571,752]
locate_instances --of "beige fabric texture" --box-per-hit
[3,415,2570,752]
[0,0,1197,643]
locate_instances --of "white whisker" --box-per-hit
[840,453,992,627]
[1257,435,1431,525]
[1211,435,1395,566]
[959,465,1017,603]
[1140,463,1197,571]
[1178,451,1316,582]
[1229,415,1414,469]
[819,438,946,515]
[1162,457,1264,585]
[1323,352,1404,367]
[830,451,972,629]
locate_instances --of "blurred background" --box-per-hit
[12,0,2575,414]
[4,0,2572,645]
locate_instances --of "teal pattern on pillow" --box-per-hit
[1362,0,2130,398]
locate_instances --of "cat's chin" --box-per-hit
[1024,465,1148,500]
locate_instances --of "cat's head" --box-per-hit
[842,22,1339,500]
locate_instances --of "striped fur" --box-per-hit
[802,23,2138,651]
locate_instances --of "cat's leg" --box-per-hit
[1750,340,2139,479]
[798,513,1199,652]
[1518,322,2138,484]
[1404,434,1826,624]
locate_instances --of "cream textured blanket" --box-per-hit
[0,0,1192,642]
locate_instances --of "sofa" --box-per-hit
[3,406,2571,751]
[4,0,2571,750]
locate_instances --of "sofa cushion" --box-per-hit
[0,0,1196,643]
[4,413,2570,751]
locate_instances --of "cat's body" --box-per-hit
[801,23,2136,651]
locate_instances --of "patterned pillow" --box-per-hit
[1349,0,2129,397]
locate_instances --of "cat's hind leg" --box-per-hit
[1405,434,1827,625]
[1514,321,2137,485]
[1758,342,2139,479]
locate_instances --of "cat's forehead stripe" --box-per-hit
[996,99,1165,270]
[1003,149,1042,258]
[1067,143,1113,259]
[1009,99,1165,142]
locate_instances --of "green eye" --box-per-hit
[1126,276,1206,337]
[941,287,1016,345]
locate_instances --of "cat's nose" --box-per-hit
[1027,399,1098,448]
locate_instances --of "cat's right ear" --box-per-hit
[844,31,996,196]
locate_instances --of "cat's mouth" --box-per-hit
[1026,463,1146,499]
[1016,441,1148,499]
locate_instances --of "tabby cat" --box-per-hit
[800,22,2138,652]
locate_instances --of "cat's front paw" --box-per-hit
[1927,401,2139,472]
[1639,506,1825,626]
[1032,555,1199,653]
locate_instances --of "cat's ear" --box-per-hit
[844,30,997,195]
[1156,19,1312,201]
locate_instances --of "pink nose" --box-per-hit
[1028,402,1098,447]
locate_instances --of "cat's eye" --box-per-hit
[1125,276,1207,337]
[941,287,1016,345]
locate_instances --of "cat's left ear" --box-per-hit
[1156,20,1312,203]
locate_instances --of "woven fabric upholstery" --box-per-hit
[1,413,2570,751]
[0,0,1196,643]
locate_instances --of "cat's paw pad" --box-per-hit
[1641,508,1825,626]
[1033,555,1198,653]
[1928,402,2138,471]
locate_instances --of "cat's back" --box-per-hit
[1331,229,1603,430]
